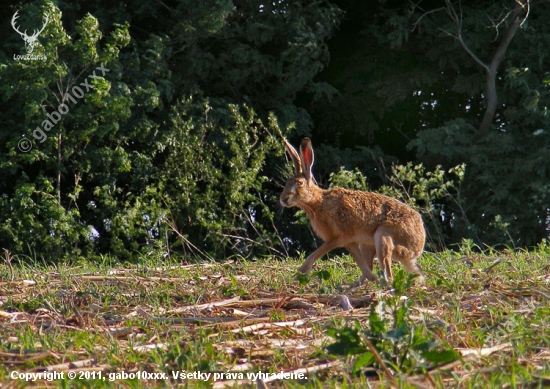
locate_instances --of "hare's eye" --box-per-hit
[296,180,304,187]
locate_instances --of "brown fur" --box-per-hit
[280,137,426,285]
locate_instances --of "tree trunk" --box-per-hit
[478,12,522,134]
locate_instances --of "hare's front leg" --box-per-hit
[298,239,342,274]
[359,244,376,274]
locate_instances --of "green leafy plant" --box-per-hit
[326,270,459,376]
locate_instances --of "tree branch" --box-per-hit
[441,0,528,133]
[443,0,490,72]
[413,0,531,133]
[515,0,531,27]
[454,31,491,73]
[479,4,524,133]
[411,6,446,32]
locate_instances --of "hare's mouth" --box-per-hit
[280,196,292,207]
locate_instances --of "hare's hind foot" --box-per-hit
[399,258,425,284]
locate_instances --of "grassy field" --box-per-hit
[0,242,549,388]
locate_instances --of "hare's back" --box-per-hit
[327,188,424,233]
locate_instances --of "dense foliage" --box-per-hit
[309,0,550,247]
[0,0,339,260]
[0,0,548,262]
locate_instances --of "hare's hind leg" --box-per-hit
[374,229,394,282]
[391,245,425,283]
[404,260,425,283]
[345,243,376,285]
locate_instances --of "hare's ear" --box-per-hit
[299,138,314,183]
[282,137,302,174]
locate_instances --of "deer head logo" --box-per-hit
[11,11,49,54]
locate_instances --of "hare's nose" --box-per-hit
[280,196,290,207]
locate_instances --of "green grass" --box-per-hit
[0,242,549,388]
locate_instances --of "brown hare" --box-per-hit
[280,137,426,285]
